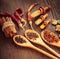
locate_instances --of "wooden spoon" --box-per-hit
[25,29,60,58]
[41,30,60,47]
[13,35,58,59]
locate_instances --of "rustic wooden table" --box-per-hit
[0,0,60,59]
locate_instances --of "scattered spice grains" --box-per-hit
[44,30,59,43]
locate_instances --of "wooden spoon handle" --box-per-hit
[29,45,58,59]
[41,43,60,58]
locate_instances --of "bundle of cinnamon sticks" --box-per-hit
[0,17,17,38]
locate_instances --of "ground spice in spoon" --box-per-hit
[15,36,26,43]
[44,30,59,43]
[27,32,39,40]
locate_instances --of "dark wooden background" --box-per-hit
[0,0,60,59]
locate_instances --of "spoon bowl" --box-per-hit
[41,30,60,47]
[13,35,32,47]
[25,29,60,58]
[13,35,58,59]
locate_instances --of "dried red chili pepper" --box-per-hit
[28,3,39,29]
[14,8,26,30]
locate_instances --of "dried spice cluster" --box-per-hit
[0,17,17,38]
[44,30,59,43]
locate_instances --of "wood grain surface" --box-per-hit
[0,0,60,59]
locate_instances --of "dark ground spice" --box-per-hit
[15,36,26,43]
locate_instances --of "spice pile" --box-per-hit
[15,36,26,43]
[43,30,59,43]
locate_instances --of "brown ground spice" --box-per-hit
[44,30,59,43]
